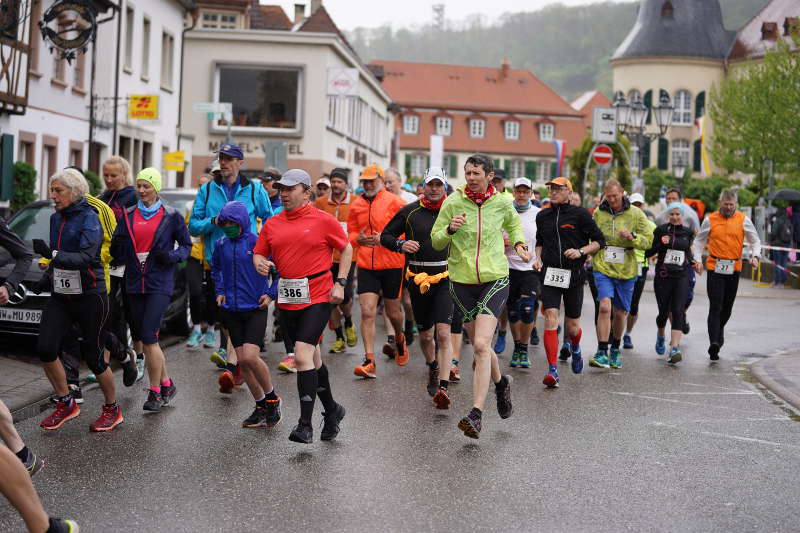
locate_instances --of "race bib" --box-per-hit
[604,246,626,264]
[136,252,149,271]
[340,221,348,235]
[109,264,125,278]
[544,267,571,289]
[664,249,685,266]
[190,235,201,243]
[714,259,735,275]
[278,277,311,304]
[637,264,643,277]
[53,269,82,295]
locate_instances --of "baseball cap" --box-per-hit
[513,177,532,189]
[317,177,331,188]
[544,177,573,191]
[136,167,162,193]
[492,168,506,180]
[360,164,384,180]
[629,192,645,204]
[330,168,349,181]
[218,143,244,159]
[262,170,281,181]
[423,167,447,185]
[275,168,311,188]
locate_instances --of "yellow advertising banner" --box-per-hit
[163,150,185,171]
[128,95,159,120]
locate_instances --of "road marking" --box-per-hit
[636,392,757,396]
[681,382,753,392]
[652,422,800,450]
[611,392,769,414]
[686,417,793,423]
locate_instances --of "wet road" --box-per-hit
[2,286,800,532]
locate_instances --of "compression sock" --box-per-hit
[264,389,277,401]
[611,337,621,350]
[544,329,559,366]
[148,386,160,394]
[220,329,229,350]
[315,364,336,412]
[439,380,449,390]
[598,341,609,352]
[344,315,353,329]
[160,378,172,388]
[427,360,438,370]
[570,328,582,347]
[334,327,344,341]
[15,446,29,463]
[297,369,318,425]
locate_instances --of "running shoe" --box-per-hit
[143,390,164,412]
[682,321,690,335]
[404,321,415,346]
[210,348,227,369]
[543,365,560,388]
[559,342,572,361]
[509,348,520,368]
[320,403,345,441]
[218,370,235,394]
[517,349,531,369]
[40,400,80,430]
[708,343,720,362]
[233,365,244,386]
[242,406,267,428]
[427,367,439,396]
[85,374,97,384]
[449,361,461,382]
[655,335,666,355]
[289,421,313,444]
[530,327,540,346]
[186,329,203,348]
[395,334,409,366]
[609,348,622,369]
[433,388,451,410]
[623,334,634,350]
[345,324,358,347]
[68,384,84,404]
[668,347,683,365]
[495,375,513,419]
[571,345,584,374]
[23,451,45,477]
[202,330,216,348]
[265,397,282,427]
[48,519,80,533]
[89,404,123,432]
[458,410,482,439]
[121,348,138,387]
[354,357,376,378]
[278,354,297,373]
[493,331,506,354]
[161,381,177,405]
[329,338,346,354]
[135,357,145,382]
[589,350,610,369]
[382,335,397,359]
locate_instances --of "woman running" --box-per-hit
[647,202,702,363]
[111,168,191,411]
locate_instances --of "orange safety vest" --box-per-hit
[347,189,406,271]
[705,210,746,272]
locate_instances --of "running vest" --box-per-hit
[705,211,746,272]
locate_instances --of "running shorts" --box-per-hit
[279,302,332,346]
[541,283,584,319]
[128,293,171,345]
[407,277,452,331]
[593,272,637,313]
[449,277,509,323]
[330,262,356,306]
[357,267,403,298]
[508,269,541,303]
[38,293,109,375]
[222,308,269,348]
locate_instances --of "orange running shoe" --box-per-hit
[354,355,376,378]
[395,333,409,366]
[433,388,451,410]
[89,404,124,432]
[40,399,80,430]
[233,365,244,386]
[218,370,235,394]
[278,354,297,373]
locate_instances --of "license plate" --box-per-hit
[0,307,42,324]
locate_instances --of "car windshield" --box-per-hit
[8,205,54,243]
[160,192,196,216]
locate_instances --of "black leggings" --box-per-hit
[39,294,109,375]
[707,270,740,346]
[629,267,649,317]
[109,274,137,343]
[186,257,213,325]
[654,275,689,332]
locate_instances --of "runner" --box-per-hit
[315,175,331,199]
[315,168,357,354]
[589,179,654,370]
[381,167,453,408]
[347,165,409,378]
[534,177,604,387]
[261,168,284,214]
[647,202,702,363]
[692,189,761,361]
[490,168,513,355]
[212,201,282,426]
[431,154,527,439]
[111,168,191,411]
[621,193,657,350]
[185,175,215,349]
[253,169,353,443]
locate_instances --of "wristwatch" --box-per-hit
[335,278,348,287]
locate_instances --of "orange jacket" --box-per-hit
[703,211,747,272]
[315,192,352,263]
[347,189,405,270]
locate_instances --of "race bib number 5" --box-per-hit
[53,269,82,295]
[544,267,571,289]
[278,277,311,304]
[604,246,626,264]
[714,259,735,275]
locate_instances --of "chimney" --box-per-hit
[294,4,305,25]
[500,58,510,79]
[311,0,322,14]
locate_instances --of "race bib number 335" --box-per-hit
[544,267,571,289]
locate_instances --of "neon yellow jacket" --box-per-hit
[592,199,654,280]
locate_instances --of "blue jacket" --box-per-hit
[99,186,138,221]
[47,198,105,295]
[211,202,278,312]
[269,192,283,215]
[189,174,273,263]
[111,204,192,295]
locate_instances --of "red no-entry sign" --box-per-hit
[593,144,613,167]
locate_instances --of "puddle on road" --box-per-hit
[735,362,800,422]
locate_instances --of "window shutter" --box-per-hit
[448,155,457,178]
[641,138,651,169]
[525,160,535,179]
[695,91,705,118]
[426,155,430,169]
[657,138,669,170]
[504,159,511,175]
[644,90,652,125]
[493,159,500,171]
[693,140,702,172]
[550,161,557,178]
[404,154,412,176]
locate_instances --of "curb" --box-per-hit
[750,355,800,412]
[11,335,183,424]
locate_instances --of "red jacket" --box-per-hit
[347,189,405,270]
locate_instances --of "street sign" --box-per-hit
[128,95,158,120]
[163,150,185,172]
[592,144,614,167]
[327,68,359,97]
[592,107,617,143]
[193,102,232,122]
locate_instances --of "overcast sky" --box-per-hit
[267,0,623,31]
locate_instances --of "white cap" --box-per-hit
[423,167,447,185]
[317,177,331,187]
[629,192,645,204]
[276,169,311,188]
[513,177,532,189]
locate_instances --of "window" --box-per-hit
[217,65,300,131]
[18,141,34,165]
[73,51,85,89]
[52,56,66,84]
[41,143,57,198]
[671,139,690,169]
[537,161,549,182]
[201,11,239,29]
[141,17,150,80]
[70,149,82,167]
[504,121,520,140]
[124,6,134,72]
[539,123,554,141]
[672,90,692,125]
[435,117,451,136]
[410,154,426,178]
[509,159,524,179]
[402,115,418,135]
[161,32,174,90]
[469,119,485,138]
[631,143,640,170]
[627,89,641,103]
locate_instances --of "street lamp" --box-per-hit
[673,155,687,192]
[613,91,675,181]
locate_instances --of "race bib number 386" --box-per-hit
[278,277,311,304]
[544,267,571,289]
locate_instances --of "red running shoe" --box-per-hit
[433,388,451,410]
[218,370,235,394]
[40,400,80,430]
[233,365,244,386]
[89,404,124,432]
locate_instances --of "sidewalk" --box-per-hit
[752,354,800,412]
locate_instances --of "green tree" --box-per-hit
[84,170,102,196]
[567,132,632,199]
[683,174,739,213]
[641,168,675,205]
[11,162,36,213]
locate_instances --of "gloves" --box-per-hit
[32,239,52,259]
[31,275,50,295]
[151,250,171,265]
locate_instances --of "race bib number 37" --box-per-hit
[604,246,626,264]
[278,277,311,304]
[544,267,571,289]
[714,259,735,275]
[53,269,82,295]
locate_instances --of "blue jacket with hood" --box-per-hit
[211,201,278,312]
[189,173,273,264]
[111,203,192,295]
[46,198,105,295]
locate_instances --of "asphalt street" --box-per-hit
[2,284,800,532]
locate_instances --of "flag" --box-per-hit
[695,116,711,177]
[552,139,566,176]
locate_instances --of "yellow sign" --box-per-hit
[163,150,185,171]
[128,95,159,119]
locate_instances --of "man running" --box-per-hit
[381,167,453,408]
[621,193,657,350]
[431,154,528,439]
[348,165,408,378]
[534,177,604,387]
[692,189,761,361]
[589,179,654,370]
[254,169,353,443]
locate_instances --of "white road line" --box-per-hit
[686,417,793,423]
[652,422,800,450]
[637,392,758,396]
[611,392,769,414]
[681,382,753,392]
